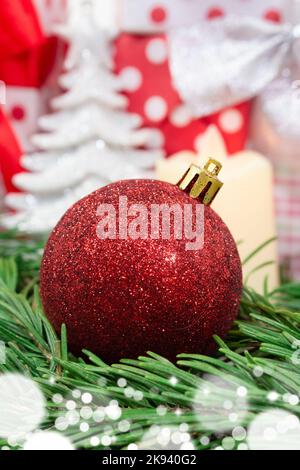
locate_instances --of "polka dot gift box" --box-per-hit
[114,0,289,157]
[115,33,250,156]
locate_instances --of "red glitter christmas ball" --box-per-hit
[40,179,242,362]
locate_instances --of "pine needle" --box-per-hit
[0,233,299,450]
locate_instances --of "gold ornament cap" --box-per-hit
[177,158,223,206]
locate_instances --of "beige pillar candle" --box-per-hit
[156,126,279,293]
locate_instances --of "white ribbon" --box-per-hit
[169,16,300,117]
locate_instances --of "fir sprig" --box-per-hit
[0,237,300,450]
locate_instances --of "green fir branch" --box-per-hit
[0,235,299,450]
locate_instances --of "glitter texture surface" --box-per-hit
[40,180,242,362]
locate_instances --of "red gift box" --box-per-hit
[0,0,66,154]
[114,33,251,156]
[0,0,66,193]
[0,107,23,193]
[117,0,287,32]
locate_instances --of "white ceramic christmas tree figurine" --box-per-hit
[3,0,163,234]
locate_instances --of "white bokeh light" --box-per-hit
[193,375,249,433]
[134,425,195,450]
[23,431,74,450]
[247,409,300,450]
[0,373,46,441]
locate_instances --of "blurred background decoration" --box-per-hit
[0,0,299,285]
[2,0,162,233]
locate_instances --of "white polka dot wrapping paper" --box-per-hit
[2,0,300,280]
[114,32,251,156]
[3,0,67,152]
